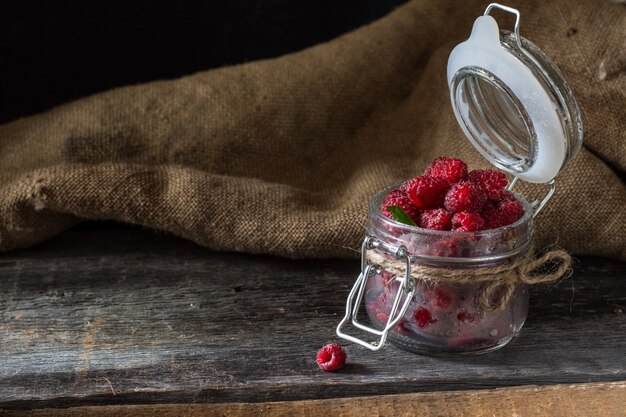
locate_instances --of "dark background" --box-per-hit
[0,1,404,124]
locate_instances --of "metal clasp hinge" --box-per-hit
[336,236,415,351]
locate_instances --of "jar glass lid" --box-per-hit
[447,3,583,184]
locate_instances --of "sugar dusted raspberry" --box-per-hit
[492,188,517,202]
[467,169,508,200]
[499,198,524,224]
[317,343,346,372]
[451,211,485,232]
[444,181,487,213]
[414,306,434,328]
[405,176,450,209]
[381,189,420,224]
[424,157,468,185]
[481,196,524,229]
[419,208,453,230]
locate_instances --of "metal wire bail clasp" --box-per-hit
[336,236,415,351]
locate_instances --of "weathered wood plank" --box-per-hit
[0,226,625,409]
[2,382,625,417]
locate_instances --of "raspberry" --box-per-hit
[492,189,517,202]
[433,286,455,310]
[375,312,389,323]
[424,157,468,185]
[414,306,434,328]
[316,343,346,372]
[481,197,524,229]
[405,176,450,209]
[499,198,524,224]
[419,208,453,230]
[381,189,420,223]
[467,169,508,200]
[444,181,487,213]
[451,211,485,232]
[393,320,412,336]
[456,311,480,324]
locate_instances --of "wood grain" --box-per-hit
[2,382,625,417]
[0,227,625,410]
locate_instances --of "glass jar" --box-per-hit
[336,4,583,355]
[362,186,532,355]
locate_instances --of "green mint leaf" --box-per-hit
[387,205,417,226]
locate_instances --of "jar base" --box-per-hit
[387,330,521,357]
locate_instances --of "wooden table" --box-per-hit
[1,226,625,416]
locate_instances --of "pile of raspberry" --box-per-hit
[382,157,524,231]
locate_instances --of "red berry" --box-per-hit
[414,306,434,328]
[499,199,524,224]
[456,311,480,324]
[420,208,453,230]
[481,196,524,229]
[424,157,468,185]
[444,181,487,213]
[405,176,450,209]
[492,189,517,202]
[375,312,389,323]
[433,286,455,310]
[451,211,485,232]
[317,343,346,372]
[467,169,508,200]
[393,320,412,336]
[381,189,420,223]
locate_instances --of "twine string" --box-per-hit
[366,247,572,312]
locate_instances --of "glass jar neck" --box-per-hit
[368,186,534,266]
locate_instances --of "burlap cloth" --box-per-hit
[0,0,624,260]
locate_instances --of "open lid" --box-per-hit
[447,3,583,184]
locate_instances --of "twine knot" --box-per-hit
[366,247,572,311]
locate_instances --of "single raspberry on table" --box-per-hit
[467,169,508,200]
[317,343,346,372]
[414,306,434,328]
[444,181,487,213]
[404,176,450,209]
[451,211,485,232]
[424,157,468,185]
[381,188,420,223]
[420,208,453,230]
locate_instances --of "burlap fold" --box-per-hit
[0,0,624,259]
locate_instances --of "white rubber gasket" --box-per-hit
[447,15,566,184]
